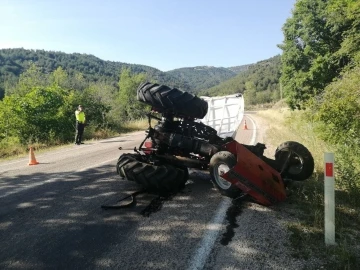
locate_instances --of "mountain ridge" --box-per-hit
[0,48,274,99]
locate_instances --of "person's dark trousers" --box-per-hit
[75,122,85,144]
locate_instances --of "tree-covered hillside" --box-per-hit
[0,49,249,99]
[200,55,281,104]
[0,48,190,99]
[227,64,253,74]
[166,66,237,92]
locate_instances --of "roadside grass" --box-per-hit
[0,136,26,159]
[0,136,61,160]
[0,119,150,160]
[119,118,149,133]
[257,108,360,269]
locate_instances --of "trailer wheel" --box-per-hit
[209,151,242,198]
[116,153,188,195]
[275,141,314,181]
[137,82,208,119]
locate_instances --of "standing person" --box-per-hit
[75,105,86,145]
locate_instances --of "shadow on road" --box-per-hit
[0,165,220,269]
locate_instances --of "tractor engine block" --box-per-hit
[151,118,221,156]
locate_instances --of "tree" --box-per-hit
[6,63,48,96]
[117,68,147,121]
[279,0,360,109]
[49,66,68,86]
[244,81,257,106]
[77,82,113,129]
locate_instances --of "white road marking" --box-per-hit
[0,158,117,199]
[187,198,231,270]
[246,114,257,145]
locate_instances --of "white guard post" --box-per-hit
[324,152,335,245]
[200,94,244,138]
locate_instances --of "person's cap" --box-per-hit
[78,105,83,108]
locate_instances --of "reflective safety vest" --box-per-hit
[75,110,86,123]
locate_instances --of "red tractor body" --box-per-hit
[222,140,286,205]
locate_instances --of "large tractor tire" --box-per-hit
[137,82,208,119]
[209,151,243,198]
[116,153,188,195]
[275,141,314,181]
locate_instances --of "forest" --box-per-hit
[199,55,281,105]
[0,48,191,99]
[0,48,248,99]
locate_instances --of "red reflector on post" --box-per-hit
[325,163,333,177]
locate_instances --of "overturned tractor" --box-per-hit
[116,82,314,205]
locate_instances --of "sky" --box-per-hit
[0,0,296,71]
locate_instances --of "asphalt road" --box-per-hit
[0,115,270,270]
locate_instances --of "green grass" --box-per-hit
[118,118,150,133]
[0,119,150,160]
[257,107,360,268]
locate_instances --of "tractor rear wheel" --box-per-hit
[137,82,208,119]
[209,151,243,198]
[116,153,188,195]
[275,141,314,181]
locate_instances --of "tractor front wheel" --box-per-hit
[209,151,243,198]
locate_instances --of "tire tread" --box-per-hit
[137,82,208,119]
[116,153,188,195]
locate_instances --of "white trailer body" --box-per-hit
[200,94,244,138]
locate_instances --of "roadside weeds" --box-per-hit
[256,108,360,269]
[0,119,150,161]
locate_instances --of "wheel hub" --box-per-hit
[288,154,303,174]
[214,163,231,189]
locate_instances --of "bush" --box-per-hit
[0,136,24,158]
[0,85,75,144]
[310,67,360,191]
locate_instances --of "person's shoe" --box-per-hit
[80,142,84,144]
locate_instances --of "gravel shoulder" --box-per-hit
[247,112,276,158]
